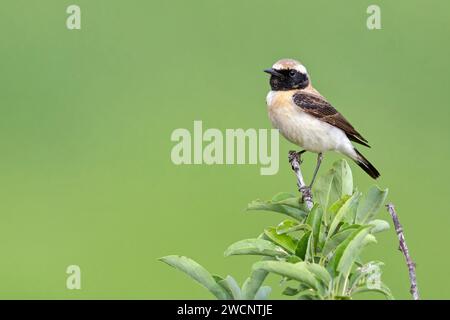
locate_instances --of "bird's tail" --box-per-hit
[353,148,380,179]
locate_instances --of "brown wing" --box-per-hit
[293,92,370,148]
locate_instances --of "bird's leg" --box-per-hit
[309,152,323,188]
[288,150,313,209]
[297,150,307,157]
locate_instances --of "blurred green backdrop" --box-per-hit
[0,0,449,299]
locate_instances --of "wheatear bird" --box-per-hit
[264,58,380,185]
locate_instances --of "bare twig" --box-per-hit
[288,151,313,210]
[386,203,419,300]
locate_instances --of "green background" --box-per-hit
[1,0,449,299]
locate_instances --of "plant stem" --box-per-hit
[288,151,314,210]
[386,203,419,300]
[341,271,350,296]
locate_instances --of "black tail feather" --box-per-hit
[354,149,380,179]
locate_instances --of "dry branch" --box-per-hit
[386,203,419,300]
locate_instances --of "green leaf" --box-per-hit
[224,239,289,258]
[257,232,269,240]
[271,192,296,202]
[312,159,354,213]
[355,186,388,224]
[369,219,390,234]
[352,282,394,300]
[241,259,271,300]
[271,193,303,209]
[282,287,300,296]
[295,231,311,260]
[276,219,311,235]
[264,227,297,254]
[252,261,319,289]
[276,197,304,209]
[321,225,359,258]
[304,231,315,262]
[213,275,234,299]
[213,275,225,282]
[328,195,351,216]
[312,168,334,210]
[254,286,272,300]
[159,255,231,300]
[306,204,324,254]
[331,159,353,199]
[362,234,377,247]
[286,255,302,263]
[247,200,307,221]
[305,263,332,286]
[217,275,242,300]
[329,225,373,276]
[328,192,361,238]
[349,261,385,290]
[276,220,297,234]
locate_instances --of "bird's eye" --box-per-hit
[289,70,296,77]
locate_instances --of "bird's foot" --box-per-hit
[288,150,306,165]
[299,185,312,195]
[299,185,312,203]
[288,150,300,164]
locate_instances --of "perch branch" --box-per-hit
[386,203,419,300]
[288,151,313,210]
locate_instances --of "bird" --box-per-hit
[264,58,380,186]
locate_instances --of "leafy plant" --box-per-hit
[160,159,393,300]
[159,255,271,300]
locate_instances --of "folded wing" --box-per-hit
[293,92,370,148]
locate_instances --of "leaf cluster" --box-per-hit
[160,160,392,300]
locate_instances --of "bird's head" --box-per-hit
[264,59,310,91]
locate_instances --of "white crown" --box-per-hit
[272,59,308,74]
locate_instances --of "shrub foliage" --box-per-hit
[160,159,393,300]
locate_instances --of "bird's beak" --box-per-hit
[264,68,283,78]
